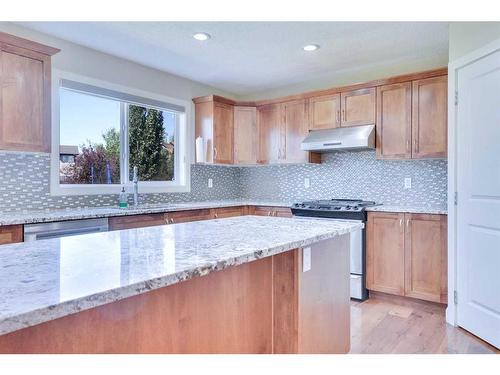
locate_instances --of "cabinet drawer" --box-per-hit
[0,225,23,245]
[166,209,213,224]
[109,213,167,231]
[214,206,247,219]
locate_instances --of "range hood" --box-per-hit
[301,124,375,152]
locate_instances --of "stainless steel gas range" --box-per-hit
[291,199,378,301]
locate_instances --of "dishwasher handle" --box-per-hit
[23,218,109,242]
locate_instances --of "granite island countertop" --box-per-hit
[0,215,362,335]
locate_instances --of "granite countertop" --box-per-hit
[365,205,447,215]
[0,200,293,226]
[0,200,447,227]
[0,215,362,335]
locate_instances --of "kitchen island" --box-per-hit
[0,216,361,354]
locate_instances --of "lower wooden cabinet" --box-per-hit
[166,209,213,224]
[0,225,23,245]
[367,212,447,303]
[108,213,167,231]
[213,206,248,219]
[249,206,293,218]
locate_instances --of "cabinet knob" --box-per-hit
[214,213,218,218]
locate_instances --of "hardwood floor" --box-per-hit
[350,292,499,354]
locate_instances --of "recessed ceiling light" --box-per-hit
[303,44,320,52]
[193,32,211,41]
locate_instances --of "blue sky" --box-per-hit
[60,89,176,149]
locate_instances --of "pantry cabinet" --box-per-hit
[366,211,447,303]
[0,32,59,153]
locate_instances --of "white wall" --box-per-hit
[449,22,500,62]
[0,22,236,101]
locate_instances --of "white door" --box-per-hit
[456,48,500,349]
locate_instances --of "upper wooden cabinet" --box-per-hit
[233,106,257,164]
[367,211,448,303]
[340,88,376,127]
[308,94,340,130]
[0,32,59,153]
[257,103,282,164]
[411,76,447,159]
[282,99,309,163]
[376,82,412,159]
[194,97,234,164]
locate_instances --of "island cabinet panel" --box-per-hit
[273,236,351,354]
[166,209,213,224]
[233,106,257,164]
[308,94,341,130]
[376,82,412,159]
[412,76,447,159]
[366,212,406,296]
[0,256,274,354]
[0,225,23,245]
[340,87,376,127]
[108,213,167,231]
[405,214,448,303]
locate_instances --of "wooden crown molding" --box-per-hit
[0,31,60,56]
[192,67,448,108]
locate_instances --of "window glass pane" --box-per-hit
[59,89,121,185]
[128,105,175,182]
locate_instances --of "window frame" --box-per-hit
[50,70,192,196]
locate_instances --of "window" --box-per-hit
[52,72,190,195]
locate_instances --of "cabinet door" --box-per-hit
[0,225,23,245]
[0,45,50,152]
[309,94,341,130]
[366,212,405,296]
[405,214,447,303]
[213,102,234,164]
[214,206,247,219]
[257,104,282,164]
[412,76,447,159]
[249,206,275,216]
[340,87,376,127]
[167,209,213,224]
[109,213,167,231]
[233,106,257,164]
[273,207,293,218]
[282,99,309,164]
[376,82,412,159]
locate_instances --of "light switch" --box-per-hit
[404,177,412,189]
[208,178,213,188]
[304,178,310,189]
[303,247,311,272]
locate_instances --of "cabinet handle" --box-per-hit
[414,139,418,152]
[336,110,340,124]
[214,213,218,219]
[406,219,410,228]
[268,211,272,216]
[399,218,403,227]
[406,139,410,152]
[341,109,345,122]
[170,218,174,224]
[213,147,218,161]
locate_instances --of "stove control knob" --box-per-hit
[345,206,351,210]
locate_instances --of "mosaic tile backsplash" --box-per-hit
[0,150,447,212]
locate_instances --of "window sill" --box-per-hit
[50,183,190,196]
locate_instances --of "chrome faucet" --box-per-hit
[132,166,139,206]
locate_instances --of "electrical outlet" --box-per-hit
[404,177,412,189]
[304,177,310,189]
[208,178,213,188]
[303,247,311,272]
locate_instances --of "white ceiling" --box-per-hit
[19,22,449,96]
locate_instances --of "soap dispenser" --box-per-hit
[119,187,128,209]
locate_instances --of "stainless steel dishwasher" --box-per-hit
[23,218,109,241]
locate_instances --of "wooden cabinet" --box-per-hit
[109,213,167,231]
[366,212,405,296]
[367,212,447,303]
[213,206,248,219]
[405,214,447,303]
[249,206,292,218]
[308,94,341,130]
[412,76,447,159]
[376,82,412,159]
[0,225,23,245]
[233,106,257,164]
[282,99,309,163]
[0,32,59,153]
[194,97,233,164]
[166,209,213,224]
[257,104,282,164]
[340,88,376,127]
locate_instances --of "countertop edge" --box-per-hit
[0,221,360,336]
